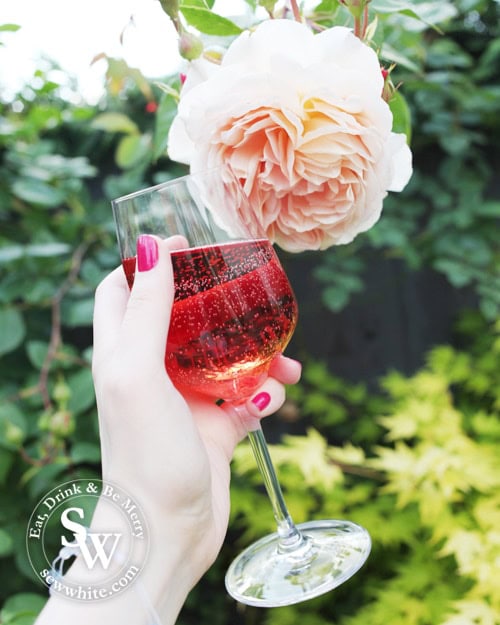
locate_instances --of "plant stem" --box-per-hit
[288,0,302,23]
[39,241,90,409]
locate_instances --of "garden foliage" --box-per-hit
[0,1,499,623]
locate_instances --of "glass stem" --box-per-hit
[247,426,304,550]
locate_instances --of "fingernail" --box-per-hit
[251,391,271,412]
[137,235,158,272]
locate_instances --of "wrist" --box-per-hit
[36,484,201,625]
[89,485,200,622]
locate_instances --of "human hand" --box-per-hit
[91,235,301,620]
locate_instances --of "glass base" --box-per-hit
[225,520,371,607]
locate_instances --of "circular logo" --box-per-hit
[26,479,149,601]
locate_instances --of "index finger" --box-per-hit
[92,265,130,368]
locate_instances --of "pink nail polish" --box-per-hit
[251,391,271,412]
[137,235,158,272]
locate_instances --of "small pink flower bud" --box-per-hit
[381,66,396,102]
[178,29,203,61]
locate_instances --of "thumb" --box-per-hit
[120,234,185,369]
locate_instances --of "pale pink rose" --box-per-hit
[168,19,413,252]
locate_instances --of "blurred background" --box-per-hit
[0,1,499,624]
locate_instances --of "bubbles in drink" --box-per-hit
[123,239,298,401]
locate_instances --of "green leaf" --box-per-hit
[0,448,14,485]
[0,593,46,624]
[11,178,66,207]
[0,402,27,450]
[371,0,420,15]
[0,307,25,356]
[0,24,21,33]
[91,112,139,134]
[322,285,350,312]
[67,368,95,414]
[180,0,213,7]
[179,6,243,35]
[258,0,279,11]
[154,93,178,160]
[70,441,101,464]
[0,527,14,557]
[115,133,151,169]
[371,0,457,26]
[380,42,421,73]
[25,242,71,257]
[390,90,412,143]
[61,297,94,327]
[22,460,70,499]
[0,245,24,263]
[26,341,49,369]
[411,1,458,27]
[475,201,500,218]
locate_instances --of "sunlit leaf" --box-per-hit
[91,112,139,135]
[116,133,152,169]
[179,6,242,35]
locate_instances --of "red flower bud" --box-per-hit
[145,101,158,114]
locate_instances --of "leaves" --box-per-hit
[116,133,152,169]
[370,0,458,27]
[179,4,243,35]
[0,307,25,356]
[0,593,46,625]
[11,178,66,207]
[91,112,139,134]
[154,91,179,160]
[389,90,412,142]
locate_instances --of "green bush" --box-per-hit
[225,315,500,625]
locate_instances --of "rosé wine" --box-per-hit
[123,239,297,400]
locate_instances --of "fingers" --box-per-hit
[268,355,302,385]
[93,266,130,368]
[217,366,302,455]
[118,235,177,369]
[93,235,187,374]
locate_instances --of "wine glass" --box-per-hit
[111,168,371,607]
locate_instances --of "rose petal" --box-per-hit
[168,19,413,253]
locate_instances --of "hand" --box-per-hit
[90,235,300,623]
[36,235,300,625]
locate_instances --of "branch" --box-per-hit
[39,241,91,409]
[328,458,385,481]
